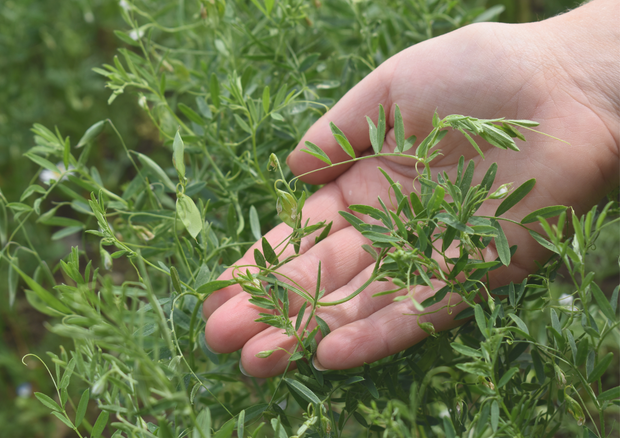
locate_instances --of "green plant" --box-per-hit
[1,0,617,437]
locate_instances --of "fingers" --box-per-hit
[238,267,466,377]
[204,224,375,353]
[202,182,350,318]
[314,290,468,370]
[286,60,394,185]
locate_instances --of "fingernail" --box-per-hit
[312,355,328,372]
[203,337,215,353]
[239,361,254,377]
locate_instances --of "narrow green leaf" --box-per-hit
[302,141,331,165]
[262,86,270,114]
[20,184,47,201]
[25,153,61,175]
[234,114,253,134]
[528,230,557,253]
[8,256,18,308]
[137,153,176,192]
[481,162,498,192]
[178,103,204,125]
[11,263,71,314]
[587,352,613,383]
[402,135,417,152]
[491,219,511,266]
[249,205,261,240]
[295,302,307,331]
[170,266,182,293]
[363,377,379,399]
[330,123,355,158]
[173,131,185,180]
[591,282,616,321]
[254,249,266,269]
[459,159,475,194]
[377,104,386,153]
[51,226,83,241]
[59,357,76,390]
[497,367,519,388]
[495,178,536,217]
[63,137,71,170]
[491,400,499,432]
[394,104,405,152]
[284,378,321,404]
[270,112,284,121]
[443,416,456,438]
[366,116,379,154]
[426,185,445,213]
[333,134,355,159]
[598,386,620,401]
[507,119,539,128]
[531,348,546,384]
[210,73,220,108]
[264,0,274,15]
[576,337,589,367]
[299,53,319,72]
[508,313,529,335]
[196,279,237,296]
[521,205,567,224]
[261,237,279,265]
[451,342,483,358]
[461,130,485,159]
[176,194,202,239]
[315,315,330,337]
[35,392,62,412]
[52,411,74,429]
[237,410,246,438]
[91,411,110,438]
[480,124,518,151]
[314,221,332,244]
[195,408,212,438]
[75,389,89,427]
[474,304,488,338]
[114,30,140,46]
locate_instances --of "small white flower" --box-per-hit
[16,383,32,398]
[129,28,144,41]
[559,293,574,307]
[119,0,131,11]
[39,162,75,185]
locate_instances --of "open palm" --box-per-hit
[204,9,619,378]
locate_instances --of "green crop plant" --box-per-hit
[0,0,617,437]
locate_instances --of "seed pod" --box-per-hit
[489,183,513,199]
[418,321,435,336]
[564,392,585,425]
[255,350,275,358]
[276,189,298,228]
[554,363,566,388]
[268,153,279,171]
[100,248,113,270]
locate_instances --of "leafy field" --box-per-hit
[1,0,617,437]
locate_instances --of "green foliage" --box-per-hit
[0,0,617,437]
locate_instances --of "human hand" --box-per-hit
[204,0,619,378]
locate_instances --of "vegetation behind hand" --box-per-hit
[0,0,617,437]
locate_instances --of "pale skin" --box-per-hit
[204,0,619,378]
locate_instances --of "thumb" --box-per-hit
[287,60,394,185]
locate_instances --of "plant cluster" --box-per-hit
[0,0,617,437]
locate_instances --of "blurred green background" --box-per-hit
[0,0,596,437]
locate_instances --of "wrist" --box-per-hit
[540,0,619,152]
[528,0,620,192]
